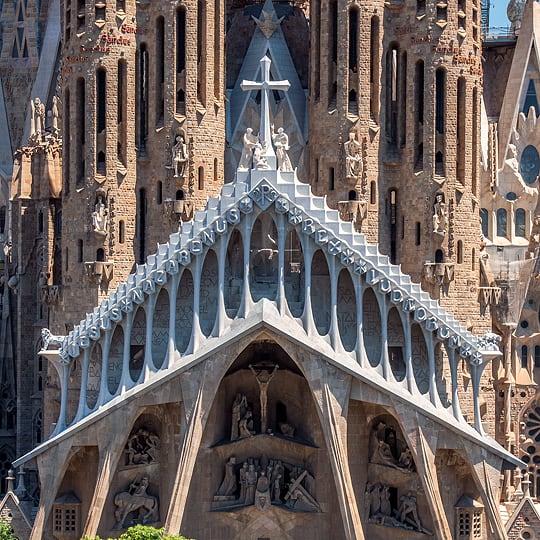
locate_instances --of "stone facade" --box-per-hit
[3,0,540,538]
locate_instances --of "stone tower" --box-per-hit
[57,0,226,328]
[308,0,486,331]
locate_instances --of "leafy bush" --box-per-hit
[0,521,18,540]
[83,525,194,540]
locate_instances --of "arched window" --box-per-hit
[348,190,357,201]
[480,208,489,237]
[516,208,526,237]
[435,249,444,263]
[497,208,507,237]
[176,190,185,200]
[96,248,105,262]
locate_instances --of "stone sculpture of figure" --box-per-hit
[172,135,188,178]
[114,476,159,529]
[245,464,258,505]
[238,409,255,437]
[92,195,108,234]
[231,393,248,440]
[253,141,271,170]
[49,96,59,135]
[239,462,248,503]
[249,363,279,434]
[216,456,237,497]
[398,447,415,471]
[432,193,447,236]
[398,492,422,530]
[255,471,272,511]
[273,474,281,502]
[238,128,258,170]
[34,98,45,137]
[271,125,293,172]
[380,485,391,516]
[344,131,362,179]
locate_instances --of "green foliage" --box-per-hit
[0,521,18,540]
[82,525,194,540]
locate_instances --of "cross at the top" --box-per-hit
[241,56,290,168]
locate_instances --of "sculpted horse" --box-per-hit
[114,490,159,529]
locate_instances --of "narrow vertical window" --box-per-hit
[314,158,319,183]
[64,88,71,195]
[497,208,507,237]
[370,181,376,205]
[65,0,71,41]
[523,80,540,116]
[313,0,320,100]
[414,60,424,169]
[96,67,106,176]
[214,158,218,183]
[136,44,149,153]
[515,208,526,237]
[386,44,399,146]
[370,16,380,122]
[119,220,125,244]
[157,181,163,205]
[328,0,338,110]
[522,345,528,369]
[65,247,69,271]
[96,248,105,262]
[329,167,335,191]
[480,208,488,237]
[95,0,105,22]
[197,0,207,106]
[435,68,445,134]
[138,188,146,263]
[76,77,85,188]
[349,7,358,71]
[535,346,540,368]
[155,16,165,127]
[457,78,466,184]
[390,189,397,264]
[116,0,125,12]
[415,222,421,246]
[399,52,407,147]
[472,86,478,195]
[214,0,220,99]
[77,0,85,32]
[0,207,6,235]
[176,7,186,114]
[198,166,204,190]
[117,59,127,165]
[77,239,83,263]
[457,240,463,264]
[417,0,426,16]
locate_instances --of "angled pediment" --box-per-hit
[20,166,520,471]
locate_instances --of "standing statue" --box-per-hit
[231,393,247,440]
[344,131,362,180]
[51,96,59,134]
[92,195,108,234]
[238,128,258,170]
[34,98,46,138]
[271,125,293,172]
[245,464,258,505]
[172,135,188,178]
[216,456,238,497]
[249,363,279,433]
[432,193,447,236]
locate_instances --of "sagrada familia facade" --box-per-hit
[2,0,540,537]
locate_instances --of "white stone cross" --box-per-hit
[241,56,290,168]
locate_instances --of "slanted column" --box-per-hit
[143,296,156,378]
[239,216,253,318]
[120,316,133,392]
[276,214,287,315]
[379,294,390,380]
[166,275,179,370]
[301,240,317,335]
[448,346,464,422]
[215,230,228,334]
[97,329,111,406]
[354,278,367,367]
[41,351,71,435]
[74,347,91,422]
[328,255,341,351]
[403,317,414,393]
[190,255,203,353]
[425,330,439,406]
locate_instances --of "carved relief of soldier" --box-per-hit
[212,455,319,512]
[114,476,159,529]
[124,428,160,466]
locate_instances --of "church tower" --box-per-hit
[308,0,486,331]
[57,0,226,328]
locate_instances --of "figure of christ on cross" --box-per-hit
[241,56,290,170]
[249,363,279,434]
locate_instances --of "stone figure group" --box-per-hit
[369,421,416,472]
[238,125,293,172]
[230,393,255,440]
[213,456,319,512]
[365,483,427,532]
[124,428,160,465]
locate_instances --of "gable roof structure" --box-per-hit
[15,163,521,470]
